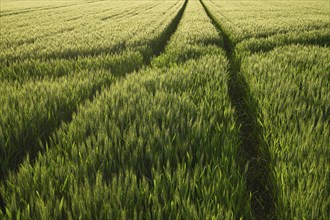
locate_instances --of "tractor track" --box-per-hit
[200,0,276,219]
[0,1,188,216]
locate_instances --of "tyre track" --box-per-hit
[1,1,185,66]
[0,0,188,215]
[100,1,161,21]
[0,1,98,17]
[236,29,330,56]
[200,0,276,219]
[0,194,4,214]
[0,0,188,193]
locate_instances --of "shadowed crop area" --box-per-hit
[0,0,329,219]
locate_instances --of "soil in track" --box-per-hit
[199,0,276,219]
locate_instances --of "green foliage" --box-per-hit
[152,1,224,67]
[202,0,330,218]
[0,0,186,180]
[2,55,252,219]
[0,0,254,218]
[201,0,329,43]
[1,0,329,219]
[0,70,115,179]
[241,45,330,219]
[0,51,143,82]
[236,28,330,57]
[0,0,183,64]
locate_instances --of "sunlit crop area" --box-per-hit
[1,0,329,219]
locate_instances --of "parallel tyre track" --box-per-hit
[1,1,185,66]
[199,0,276,219]
[1,0,188,180]
[0,1,188,215]
[0,1,97,17]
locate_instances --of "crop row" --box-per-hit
[0,1,188,82]
[203,0,329,43]
[201,0,330,218]
[235,28,330,58]
[0,0,182,64]
[0,0,187,180]
[2,56,249,219]
[1,1,104,45]
[0,51,143,82]
[0,0,84,17]
[240,45,329,219]
[2,0,329,219]
[0,70,115,180]
[1,0,252,218]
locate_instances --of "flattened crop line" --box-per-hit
[100,1,156,21]
[199,0,276,219]
[237,29,330,56]
[248,24,330,40]
[0,193,4,214]
[0,0,188,186]
[1,44,127,67]
[147,0,188,63]
[0,1,96,17]
[2,0,187,67]
[9,27,75,49]
[0,1,188,215]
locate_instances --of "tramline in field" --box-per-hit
[1,0,253,218]
[0,0,329,219]
[0,0,182,63]
[0,0,185,180]
[201,0,329,218]
[240,45,330,219]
